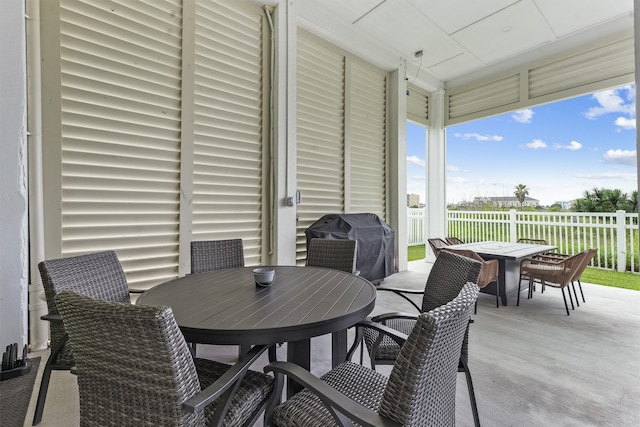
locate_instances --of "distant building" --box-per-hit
[472,196,539,208]
[554,201,572,209]
[407,193,420,207]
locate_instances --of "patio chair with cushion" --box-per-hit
[517,250,588,315]
[350,250,483,427]
[305,238,358,274]
[33,250,136,425]
[55,291,274,426]
[443,247,499,310]
[427,237,450,258]
[191,239,245,274]
[263,282,479,427]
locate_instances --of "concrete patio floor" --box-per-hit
[26,260,640,426]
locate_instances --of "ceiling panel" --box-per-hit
[451,1,555,64]
[292,0,634,89]
[426,52,484,81]
[355,0,464,67]
[534,0,634,37]
[408,0,520,35]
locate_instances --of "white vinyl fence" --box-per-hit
[408,208,639,273]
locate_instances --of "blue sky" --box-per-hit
[407,84,637,206]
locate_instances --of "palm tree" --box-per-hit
[514,184,529,210]
[574,195,597,212]
[600,188,627,212]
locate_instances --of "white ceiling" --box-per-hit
[292,0,634,91]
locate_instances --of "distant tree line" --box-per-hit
[573,188,638,213]
[448,185,638,213]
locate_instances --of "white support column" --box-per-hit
[426,89,447,262]
[389,67,408,272]
[272,0,298,265]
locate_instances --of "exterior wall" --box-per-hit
[0,1,29,350]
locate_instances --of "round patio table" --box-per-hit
[137,265,376,396]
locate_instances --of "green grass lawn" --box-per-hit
[408,245,640,291]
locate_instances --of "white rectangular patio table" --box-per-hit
[447,241,557,306]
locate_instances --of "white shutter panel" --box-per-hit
[296,31,345,259]
[56,1,183,289]
[529,37,634,99]
[192,0,266,266]
[348,59,387,218]
[447,73,520,121]
[407,84,430,126]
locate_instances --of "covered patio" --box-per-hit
[1,1,638,424]
[26,261,640,426]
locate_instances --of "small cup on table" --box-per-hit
[253,268,275,287]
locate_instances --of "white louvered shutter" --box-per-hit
[296,31,346,260]
[192,0,267,266]
[348,58,387,218]
[295,31,388,262]
[407,84,430,126]
[55,1,184,289]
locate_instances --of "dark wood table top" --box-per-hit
[136,266,377,346]
[447,241,557,261]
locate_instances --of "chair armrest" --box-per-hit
[370,312,418,324]
[264,361,402,427]
[354,320,409,347]
[374,287,423,312]
[183,344,270,413]
[40,313,62,322]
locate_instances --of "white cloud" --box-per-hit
[457,133,503,142]
[554,140,582,150]
[526,139,546,149]
[449,176,469,184]
[615,117,636,130]
[407,155,425,168]
[512,109,534,123]
[603,149,637,166]
[446,165,460,172]
[575,172,637,180]
[584,87,635,119]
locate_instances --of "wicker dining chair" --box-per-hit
[518,250,588,315]
[55,291,274,427]
[352,250,483,427]
[263,282,478,427]
[191,239,245,274]
[571,248,597,303]
[527,248,597,306]
[427,237,450,258]
[446,236,465,245]
[305,238,358,274]
[443,247,499,310]
[33,250,135,425]
[516,237,548,245]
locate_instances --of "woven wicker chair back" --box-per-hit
[378,282,478,426]
[421,250,482,312]
[445,236,464,245]
[427,238,450,257]
[441,247,498,289]
[516,238,548,245]
[190,239,245,274]
[38,251,131,358]
[305,238,358,274]
[56,291,205,426]
[574,248,597,281]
